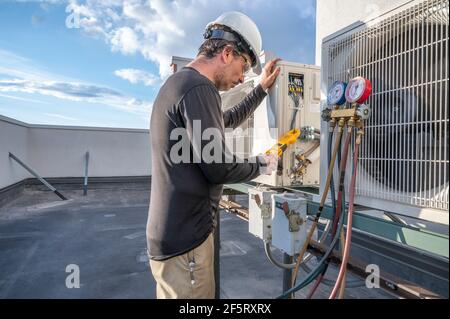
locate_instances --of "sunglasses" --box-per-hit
[227,46,251,74]
[239,52,252,74]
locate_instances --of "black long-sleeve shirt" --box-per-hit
[146,67,267,260]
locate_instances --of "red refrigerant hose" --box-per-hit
[329,131,362,299]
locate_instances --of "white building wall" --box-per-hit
[171,56,193,73]
[315,0,413,65]
[0,115,151,189]
[0,116,30,188]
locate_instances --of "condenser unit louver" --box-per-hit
[320,0,448,223]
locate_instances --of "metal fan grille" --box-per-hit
[323,0,448,210]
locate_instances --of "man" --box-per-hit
[146,11,281,299]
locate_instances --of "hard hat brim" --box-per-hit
[252,56,262,75]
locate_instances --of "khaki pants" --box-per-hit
[149,233,215,299]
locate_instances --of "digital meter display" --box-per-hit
[345,76,372,104]
[327,81,347,105]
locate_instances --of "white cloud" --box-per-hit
[14,0,64,3]
[110,26,140,54]
[0,79,152,114]
[44,113,78,121]
[0,92,51,104]
[0,49,153,115]
[114,68,159,86]
[0,49,73,82]
[66,0,316,78]
[3,0,316,117]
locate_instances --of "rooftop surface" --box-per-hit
[0,182,396,299]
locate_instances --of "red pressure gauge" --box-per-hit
[345,76,372,104]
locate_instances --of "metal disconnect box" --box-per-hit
[248,187,276,242]
[271,193,308,256]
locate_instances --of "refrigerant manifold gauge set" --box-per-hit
[322,76,372,123]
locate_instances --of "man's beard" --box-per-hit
[214,69,229,91]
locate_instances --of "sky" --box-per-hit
[0,0,316,129]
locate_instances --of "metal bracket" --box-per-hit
[281,202,304,232]
[288,214,303,232]
[252,194,261,206]
[260,203,271,219]
[251,194,271,219]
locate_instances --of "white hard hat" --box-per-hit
[204,11,262,75]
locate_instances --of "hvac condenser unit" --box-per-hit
[320,0,449,223]
[222,53,322,187]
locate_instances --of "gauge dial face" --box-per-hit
[327,81,347,105]
[345,77,372,103]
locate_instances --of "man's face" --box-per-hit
[214,46,251,91]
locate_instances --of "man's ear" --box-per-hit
[220,46,233,65]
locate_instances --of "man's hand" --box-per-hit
[260,58,282,91]
[258,153,278,175]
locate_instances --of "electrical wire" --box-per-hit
[290,102,300,130]
[264,241,296,269]
[288,82,301,130]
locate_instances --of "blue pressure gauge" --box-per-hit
[327,81,347,106]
